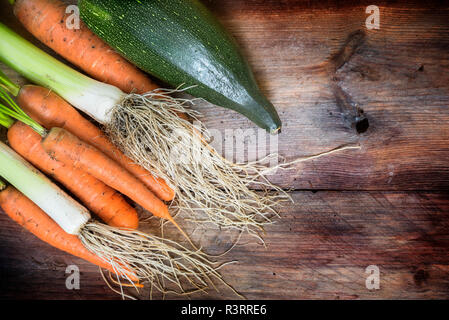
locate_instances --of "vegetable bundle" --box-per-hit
[0,79,227,295]
[0,71,189,237]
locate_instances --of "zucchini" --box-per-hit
[78,0,282,133]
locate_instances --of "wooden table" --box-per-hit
[1,0,448,299]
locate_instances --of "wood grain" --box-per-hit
[0,0,448,299]
[197,0,449,191]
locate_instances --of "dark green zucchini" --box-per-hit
[78,0,281,133]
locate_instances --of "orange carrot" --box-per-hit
[17,85,175,201]
[12,0,158,94]
[0,186,139,282]
[7,121,139,230]
[41,127,186,231]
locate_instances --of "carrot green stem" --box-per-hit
[8,0,15,5]
[0,86,46,136]
[0,112,14,129]
[0,87,26,116]
[0,69,20,97]
[0,178,5,191]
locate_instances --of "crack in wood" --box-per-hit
[329,29,369,133]
[330,29,366,72]
[331,81,369,134]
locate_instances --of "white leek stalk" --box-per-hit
[0,142,90,234]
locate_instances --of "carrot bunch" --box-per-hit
[0,144,221,296]
[17,85,175,202]
[0,75,227,296]
[0,70,178,227]
[0,66,213,289]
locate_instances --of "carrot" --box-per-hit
[7,121,139,230]
[0,185,139,282]
[12,0,158,94]
[17,85,175,201]
[41,127,189,240]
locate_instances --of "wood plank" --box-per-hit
[1,191,448,299]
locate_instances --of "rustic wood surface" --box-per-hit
[1,0,449,299]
